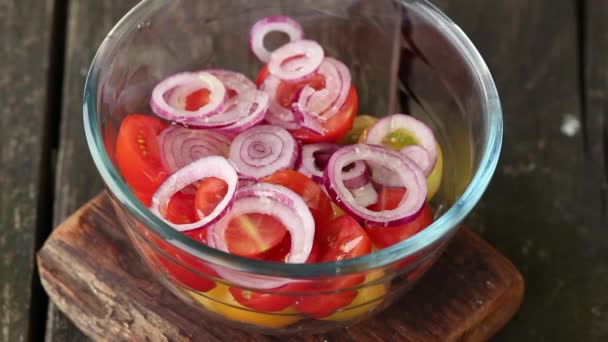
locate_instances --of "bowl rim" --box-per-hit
[83,0,503,278]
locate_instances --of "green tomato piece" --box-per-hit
[381,129,419,151]
[338,115,378,145]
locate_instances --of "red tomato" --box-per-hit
[228,287,294,312]
[116,114,169,206]
[256,234,319,263]
[224,213,287,257]
[262,170,334,227]
[185,88,210,111]
[165,192,197,225]
[230,238,318,312]
[365,188,433,248]
[256,66,358,143]
[194,177,228,217]
[141,229,217,292]
[294,215,372,317]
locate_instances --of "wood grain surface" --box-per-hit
[433,0,608,340]
[38,194,523,342]
[0,1,58,341]
[44,1,141,341]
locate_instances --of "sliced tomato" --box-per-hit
[262,170,334,227]
[256,234,319,263]
[228,287,294,312]
[141,229,217,292]
[165,192,198,225]
[256,66,358,143]
[224,213,287,257]
[294,215,372,317]
[185,88,210,111]
[116,114,168,206]
[194,177,228,217]
[365,187,433,248]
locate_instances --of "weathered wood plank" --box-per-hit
[0,0,58,341]
[45,1,141,341]
[38,194,523,342]
[582,0,608,339]
[431,0,607,340]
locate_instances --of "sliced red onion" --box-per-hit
[208,183,315,288]
[364,114,438,178]
[150,156,238,232]
[296,57,351,121]
[401,144,433,176]
[350,183,378,207]
[186,70,268,131]
[268,40,324,81]
[250,16,304,63]
[299,143,368,186]
[261,75,303,130]
[158,125,231,174]
[151,72,226,123]
[324,144,427,226]
[229,125,299,180]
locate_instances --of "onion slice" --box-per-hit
[297,57,351,122]
[268,40,324,81]
[186,70,269,131]
[250,16,304,63]
[158,125,232,174]
[208,183,315,288]
[324,144,427,226]
[150,156,238,232]
[350,183,378,207]
[364,114,438,177]
[299,143,368,186]
[229,125,299,180]
[150,72,226,123]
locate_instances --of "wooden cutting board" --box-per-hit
[37,193,523,341]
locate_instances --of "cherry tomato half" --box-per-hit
[365,187,433,249]
[294,215,372,318]
[116,114,168,206]
[195,177,286,256]
[262,170,334,228]
[256,66,358,143]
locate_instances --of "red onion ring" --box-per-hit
[299,143,368,187]
[157,125,231,174]
[184,70,268,131]
[364,114,438,178]
[268,40,324,81]
[229,125,299,180]
[151,72,226,123]
[350,183,378,207]
[297,57,351,122]
[207,183,315,289]
[261,75,304,130]
[250,16,304,63]
[401,145,433,176]
[324,144,427,226]
[150,156,238,232]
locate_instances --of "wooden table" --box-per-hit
[1,0,606,341]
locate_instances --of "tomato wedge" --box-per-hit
[365,187,433,248]
[166,192,198,225]
[294,215,372,318]
[228,287,294,312]
[185,88,210,111]
[194,177,228,217]
[262,170,334,227]
[256,66,358,143]
[224,213,287,257]
[116,114,168,206]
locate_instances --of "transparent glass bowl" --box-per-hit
[83,0,502,335]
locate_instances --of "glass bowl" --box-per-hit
[83,0,502,335]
